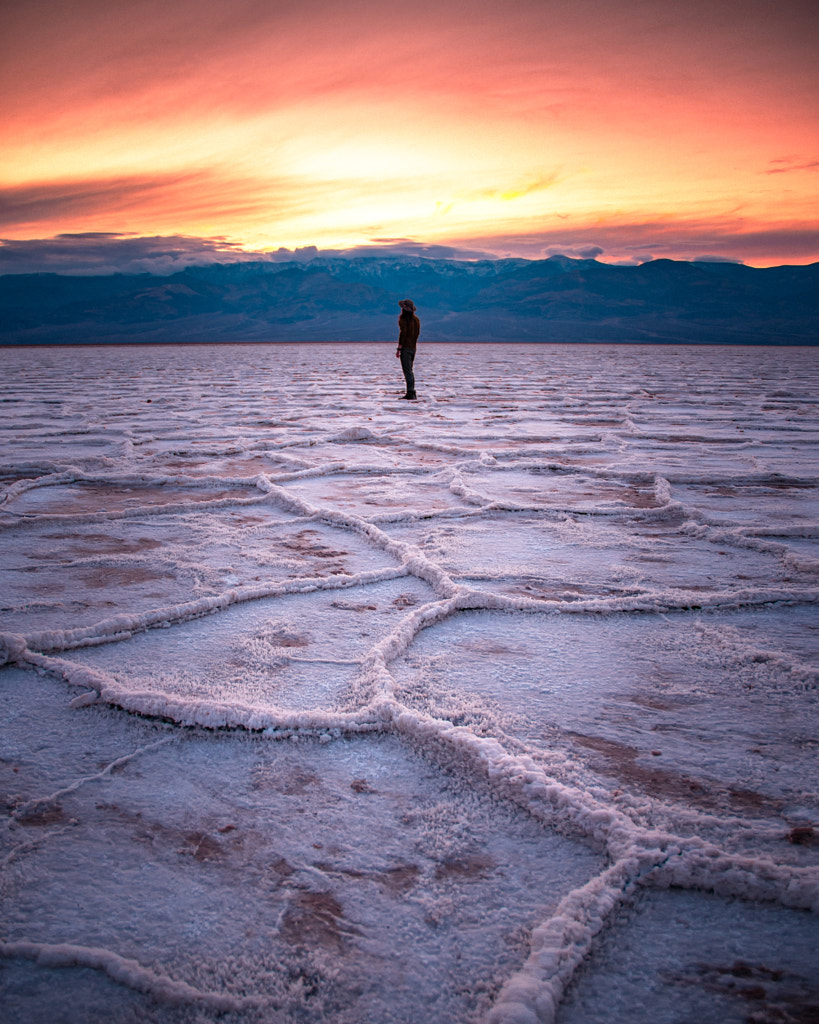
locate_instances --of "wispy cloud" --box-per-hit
[0,170,347,237]
[764,157,819,174]
[0,175,202,229]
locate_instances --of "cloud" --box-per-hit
[0,169,341,241]
[542,245,605,260]
[691,254,745,263]
[0,233,266,275]
[765,157,819,174]
[346,240,498,260]
[0,233,501,274]
[608,257,655,266]
[2,220,817,277]
[455,220,819,267]
[0,175,200,229]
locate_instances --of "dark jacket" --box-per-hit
[398,312,420,351]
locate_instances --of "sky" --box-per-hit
[1,0,818,273]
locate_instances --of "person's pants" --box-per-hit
[400,348,416,396]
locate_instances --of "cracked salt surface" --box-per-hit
[1,342,818,1023]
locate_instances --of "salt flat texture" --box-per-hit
[1,341,817,1024]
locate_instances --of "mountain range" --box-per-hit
[1,255,817,345]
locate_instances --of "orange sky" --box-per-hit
[1,0,818,268]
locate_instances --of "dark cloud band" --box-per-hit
[1,227,817,276]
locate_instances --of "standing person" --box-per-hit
[396,299,420,400]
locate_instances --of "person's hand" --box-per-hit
[395,349,401,358]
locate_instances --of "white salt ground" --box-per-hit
[1,341,817,1023]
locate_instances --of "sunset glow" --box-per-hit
[2,0,817,268]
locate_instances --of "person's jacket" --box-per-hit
[398,313,420,351]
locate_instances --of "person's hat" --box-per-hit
[398,299,416,312]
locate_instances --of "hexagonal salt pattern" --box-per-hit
[2,342,817,1024]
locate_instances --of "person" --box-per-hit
[396,299,420,400]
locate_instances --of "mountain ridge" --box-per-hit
[1,255,817,345]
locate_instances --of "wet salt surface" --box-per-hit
[1,342,818,1023]
[557,888,819,1024]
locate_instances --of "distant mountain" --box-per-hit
[1,255,817,344]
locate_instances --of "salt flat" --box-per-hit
[1,341,817,1024]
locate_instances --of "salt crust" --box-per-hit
[1,343,818,1023]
